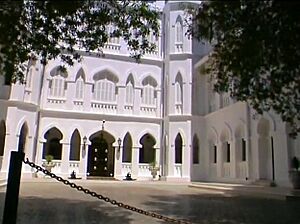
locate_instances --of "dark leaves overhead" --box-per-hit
[187,1,300,137]
[0,1,159,83]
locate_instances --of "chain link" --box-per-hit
[23,158,193,224]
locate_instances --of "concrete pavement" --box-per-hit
[0,179,299,224]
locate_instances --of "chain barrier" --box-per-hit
[23,158,194,224]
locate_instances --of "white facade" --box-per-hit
[0,1,299,187]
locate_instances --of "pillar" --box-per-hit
[131,146,139,178]
[61,143,70,176]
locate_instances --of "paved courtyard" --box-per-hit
[0,179,299,224]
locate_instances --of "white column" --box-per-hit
[114,144,122,179]
[79,142,88,179]
[182,144,190,178]
[230,139,237,178]
[61,143,70,176]
[134,89,141,115]
[251,134,260,180]
[131,146,139,178]
[155,148,160,175]
[217,142,223,178]
[167,145,175,177]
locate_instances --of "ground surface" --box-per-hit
[0,179,299,224]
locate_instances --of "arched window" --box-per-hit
[75,68,85,100]
[93,70,118,102]
[193,135,199,164]
[25,66,34,90]
[139,134,156,163]
[175,133,183,164]
[122,133,132,163]
[43,127,63,160]
[0,120,6,156]
[141,76,157,106]
[70,129,81,161]
[125,74,134,105]
[175,16,183,43]
[49,66,67,98]
[175,72,183,105]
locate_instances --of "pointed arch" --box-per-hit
[122,132,132,163]
[43,127,63,160]
[93,69,118,102]
[175,72,183,106]
[139,133,156,163]
[0,120,6,156]
[125,73,135,105]
[175,133,183,164]
[175,15,183,43]
[18,122,29,153]
[75,68,85,100]
[141,75,157,106]
[70,129,81,161]
[49,66,68,98]
[193,134,199,164]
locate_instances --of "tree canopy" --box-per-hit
[187,1,300,136]
[0,1,159,84]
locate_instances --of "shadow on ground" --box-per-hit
[145,193,300,224]
[0,193,137,224]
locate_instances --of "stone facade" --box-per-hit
[0,1,299,187]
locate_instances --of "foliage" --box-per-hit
[291,156,300,171]
[45,154,54,164]
[0,1,159,84]
[187,1,300,136]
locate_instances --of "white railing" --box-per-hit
[121,163,132,176]
[124,105,133,114]
[103,43,121,52]
[68,161,80,174]
[223,163,231,178]
[174,164,182,177]
[47,98,66,104]
[209,164,217,178]
[140,105,157,116]
[175,43,183,53]
[42,160,62,174]
[237,161,248,179]
[91,101,117,114]
[138,164,151,177]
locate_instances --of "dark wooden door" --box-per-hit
[88,137,109,176]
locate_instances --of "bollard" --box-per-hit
[2,151,25,224]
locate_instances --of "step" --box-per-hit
[0,178,7,188]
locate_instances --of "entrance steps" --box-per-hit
[253,179,273,187]
[87,176,118,181]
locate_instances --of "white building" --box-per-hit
[0,1,299,187]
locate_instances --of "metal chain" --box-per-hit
[23,158,194,224]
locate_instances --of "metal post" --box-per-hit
[2,151,25,224]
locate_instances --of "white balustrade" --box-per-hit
[140,105,157,116]
[175,104,182,114]
[138,164,151,177]
[91,101,117,114]
[175,43,183,53]
[121,163,132,176]
[42,160,62,174]
[174,164,182,177]
[68,161,80,174]
[47,98,66,104]
[124,105,133,114]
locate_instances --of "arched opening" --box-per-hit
[125,74,135,105]
[18,123,28,153]
[193,134,199,164]
[87,130,115,177]
[0,120,6,156]
[175,133,183,164]
[75,68,85,100]
[139,134,156,163]
[70,129,81,161]
[257,118,272,180]
[122,133,132,163]
[43,127,63,160]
